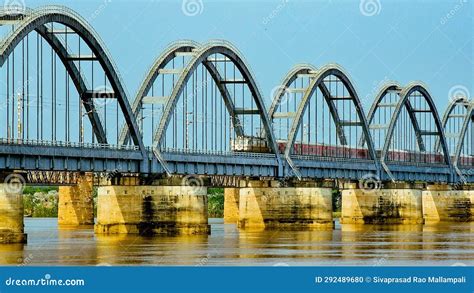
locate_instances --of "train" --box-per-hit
[231,136,470,165]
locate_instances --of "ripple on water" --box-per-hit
[0,218,472,266]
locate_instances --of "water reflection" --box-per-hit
[0,244,24,265]
[421,222,474,264]
[238,229,334,264]
[1,218,473,266]
[340,224,424,264]
[95,234,209,266]
[58,226,98,265]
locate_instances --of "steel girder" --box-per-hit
[0,6,146,158]
[436,96,473,170]
[0,143,142,172]
[269,64,348,145]
[152,40,283,176]
[449,101,474,171]
[118,40,200,145]
[380,82,453,181]
[282,63,379,176]
[119,40,247,145]
[360,81,426,152]
[435,97,474,175]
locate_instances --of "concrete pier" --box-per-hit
[0,184,27,244]
[224,188,240,224]
[95,182,210,235]
[238,181,333,230]
[58,173,94,226]
[422,185,474,222]
[341,183,424,224]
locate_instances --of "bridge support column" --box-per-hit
[0,184,27,244]
[58,173,94,227]
[95,178,210,235]
[238,180,333,230]
[422,185,474,222]
[224,188,240,224]
[341,183,424,224]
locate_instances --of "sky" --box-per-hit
[13,0,474,115]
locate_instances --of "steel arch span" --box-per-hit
[0,6,145,173]
[119,40,201,146]
[379,82,453,182]
[120,40,248,146]
[150,40,283,177]
[270,63,379,180]
[0,5,468,184]
[269,64,348,146]
[361,81,437,154]
[438,96,474,179]
[359,81,403,150]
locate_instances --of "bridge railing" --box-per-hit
[0,138,139,151]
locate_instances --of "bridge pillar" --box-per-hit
[238,180,333,230]
[0,183,27,244]
[58,173,94,227]
[422,185,474,222]
[95,178,210,235]
[224,188,240,223]
[341,183,424,224]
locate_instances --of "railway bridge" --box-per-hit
[0,6,472,243]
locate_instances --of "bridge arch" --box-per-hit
[380,82,453,177]
[118,40,200,145]
[269,64,348,146]
[359,81,402,149]
[153,40,282,169]
[0,6,145,155]
[120,40,249,146]
[438,96,473,170]
[283,64,377,163]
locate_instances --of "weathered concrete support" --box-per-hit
[238,181,333,230]
[422,185,474,222]
[224,188,240,224]
[341,183,424,224]
[0,184,27,243]
[95,184,210,235]
[58,173,94,226]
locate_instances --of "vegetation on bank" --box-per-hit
[208,188,224,218]
[23,186,59,217]
[332,189,342,218]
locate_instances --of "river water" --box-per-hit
[1,218,473,266]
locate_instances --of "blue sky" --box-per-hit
[25,0,473,114]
